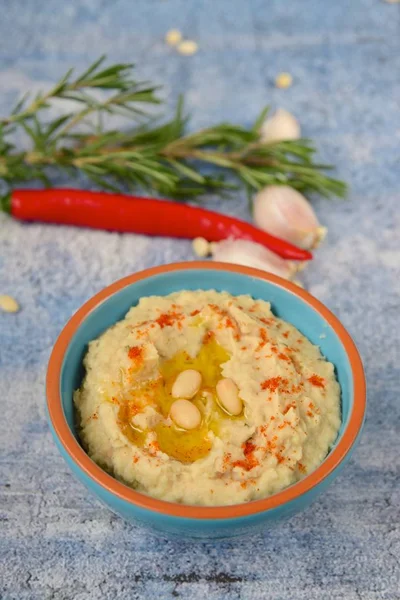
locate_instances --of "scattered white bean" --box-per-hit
[192,237,210,257]
[0,295,20,313]
[216,378,243,416]
[165,29,183,46]
[172,369,202,399]
[275,72,293,89]
[170,399,202,430]
[177,40,198,56]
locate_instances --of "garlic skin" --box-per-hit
[253,185,325,250]
[260,109,300,144]
[211,239,296,280]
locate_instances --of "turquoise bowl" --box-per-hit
[46,262,366,539]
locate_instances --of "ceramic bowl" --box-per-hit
[46,262,366,539]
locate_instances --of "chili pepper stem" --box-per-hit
[0,193,11,214]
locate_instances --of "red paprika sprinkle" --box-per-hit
[156,311,183,328]
[276,451,286,464]
[232,440,259,471]
[260,317,274,326]
[203,330,215,343]
[243,441,256,457]
[283,401,297,414]
[128,346,144,363]
[308,374,325,388]
[150,440,160,452]
[257,327,269,350]
[261,376,288,392]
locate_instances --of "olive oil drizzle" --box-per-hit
[116,337,243,463]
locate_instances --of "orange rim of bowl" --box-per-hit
[47,261,366,520]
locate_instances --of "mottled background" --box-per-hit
[0,1,399,599]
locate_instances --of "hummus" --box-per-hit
[74,290,341,506]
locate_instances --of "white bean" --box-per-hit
[216,378,243,416]
[165,29,182,46]
[192,237,210,257]
[172,369,202,399]
[170,399,201,430]
[0,295,20,313]
[177,40,198,56]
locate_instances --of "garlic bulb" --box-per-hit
[211,239,296,279]
[253,185,326,250]
[260,109,300,143]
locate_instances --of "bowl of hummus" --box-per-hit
[47,262,366,539]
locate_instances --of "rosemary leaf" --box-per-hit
[0,57,347,208]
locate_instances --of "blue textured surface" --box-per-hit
[55,267,360,538]
[0,0,399,598]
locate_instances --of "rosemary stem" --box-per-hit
[0,57,347,204]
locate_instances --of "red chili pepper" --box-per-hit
[10,188,312,261]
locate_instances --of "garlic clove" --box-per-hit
[253,185,325,250]
[211,238,296,280]
[260,109,301,144]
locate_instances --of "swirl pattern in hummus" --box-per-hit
[74,290,341,506]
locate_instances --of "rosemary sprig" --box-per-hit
[0,57,347,207]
